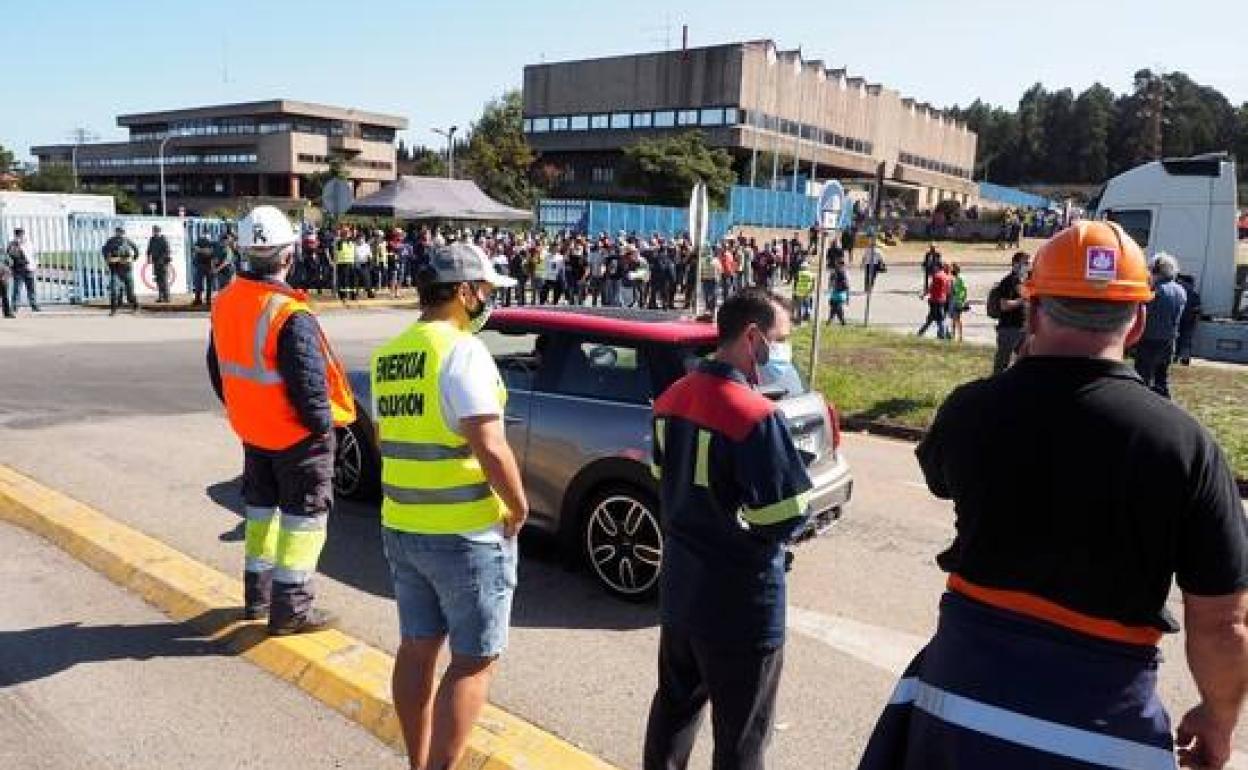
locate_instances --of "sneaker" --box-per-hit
[268,608,337,637]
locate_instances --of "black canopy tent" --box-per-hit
[347,176,532,221]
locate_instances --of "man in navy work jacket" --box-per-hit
[644,287,813,770]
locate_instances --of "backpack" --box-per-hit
[986,278,1007,319]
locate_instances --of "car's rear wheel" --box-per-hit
[334,419,380,502]
[582,485,662,600]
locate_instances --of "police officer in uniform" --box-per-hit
[192,232,216,305]
[372,243,527,770]
[147,225,172,303]
[101,225,140,315]
[857,221,1248,770]
[206,206,357,635]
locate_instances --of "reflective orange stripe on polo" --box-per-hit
[947,574,1163,647]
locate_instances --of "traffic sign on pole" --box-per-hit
[688,181,709,315]
[322,179,354,218]
[808,180,846,383]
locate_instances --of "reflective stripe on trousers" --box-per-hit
[856,592,1175,770]
[886,678,1176,770]
[243,505,278,573]
[272,513,327,585]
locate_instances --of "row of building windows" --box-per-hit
[93,180,230,195]
[739,108,874,156]
[898,151,970,180]
[296,153,393,171]
[77,152,259,168]
[523,106,877,158]
[129,118,395,143]
[525,107,742,135]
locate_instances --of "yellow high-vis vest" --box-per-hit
[335,240,355,265]
[371,320,508,534]
[794,268,815,298]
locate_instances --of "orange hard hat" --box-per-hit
[1024,220,1153,303]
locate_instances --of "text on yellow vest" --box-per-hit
[371,320,508,534]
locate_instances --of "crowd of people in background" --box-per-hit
[282,223,829,315]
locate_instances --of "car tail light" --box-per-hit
[823,396,842,451]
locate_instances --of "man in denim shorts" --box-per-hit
[371,242,527,770]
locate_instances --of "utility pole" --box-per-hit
[432,126,458,178]
[863,162,886,328]
[67,127,98,191]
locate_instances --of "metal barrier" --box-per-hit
[0,214,228,304]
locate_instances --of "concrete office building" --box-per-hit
[523,40,978,209]
[32,100,408,213]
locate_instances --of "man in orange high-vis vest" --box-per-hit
[207,206,357,636]
[857,221,1248,770]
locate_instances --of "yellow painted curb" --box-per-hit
[0,464,618,770]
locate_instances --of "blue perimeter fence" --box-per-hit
[538,185,824,242]
[977,182,1055,210]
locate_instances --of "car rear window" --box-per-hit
[548,340,651,405]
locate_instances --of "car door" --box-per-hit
[523,335,654,533]
[481,330,537,477]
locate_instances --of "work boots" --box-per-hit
[268,608,338,637]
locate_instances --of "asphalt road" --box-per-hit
[0,288,1243,770]
[0,521,406,770]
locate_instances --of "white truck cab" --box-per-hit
[1091,153,1248,363]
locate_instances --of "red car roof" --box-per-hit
[488,307,719,346]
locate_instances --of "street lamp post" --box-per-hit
[432,126,458,179]
[158,134,174,216]
[807,182,844,384]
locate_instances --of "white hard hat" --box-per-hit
[237,206,297,257]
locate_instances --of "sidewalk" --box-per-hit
[0,463,620,770]
[0,521,406,770]
[84,292,419,314]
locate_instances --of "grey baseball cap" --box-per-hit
[430,242,516,287]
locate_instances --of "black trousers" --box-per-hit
[0,273,12,316]
[336,263,356,299]
[154,263,171,302]
[1134,339,1175,399]
[644,627,784,770]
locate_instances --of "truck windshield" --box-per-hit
[1105,209,1153,249]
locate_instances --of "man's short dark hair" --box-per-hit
[1012,251,1030,265]
[717,287,786,345]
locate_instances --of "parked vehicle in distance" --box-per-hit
[1091,152,1248,362]
[334,306,853,599]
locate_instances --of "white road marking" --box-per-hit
[844,432,916,448]
[787,606,926,677]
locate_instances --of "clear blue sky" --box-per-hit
[4,0,1245,163]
